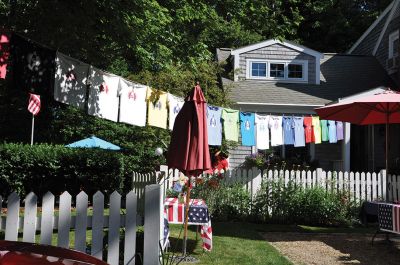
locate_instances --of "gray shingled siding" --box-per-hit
[237,43,316,84]
[351,12,388,55]
[375,13,400,71]
[314,142,342,170]
[227,128,252,169]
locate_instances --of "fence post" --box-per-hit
[143,184,161,265]
[316,168,322,188]
[380,169,387,201]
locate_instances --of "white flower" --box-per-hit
[214,169,218,174]
[220,169,225,174]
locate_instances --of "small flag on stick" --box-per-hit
[28,93,41,115]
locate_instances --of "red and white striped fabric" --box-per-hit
[28,93,41,115]
[164,198,212,251]
[394,204,400,234]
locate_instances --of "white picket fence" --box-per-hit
[0,185,162,265]
[155,166,400,203]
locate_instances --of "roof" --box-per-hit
[230,39,324,59]
[223,54,395,106]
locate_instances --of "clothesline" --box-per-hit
[6,32,344,150]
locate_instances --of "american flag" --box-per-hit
[378,203,400,234]
[162,209,170,250]
[164,198,213,251]
[28,93,41,115]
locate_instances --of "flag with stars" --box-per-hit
[379,203,400,234]
[162,209,170,250]
[164,198,213,251]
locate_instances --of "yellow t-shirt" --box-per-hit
[312,116,322,144]
[146,88,168,129]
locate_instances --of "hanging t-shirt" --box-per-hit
[168,93,184,130]
[336,121,344,141]
[87,66,120,122]
[0,33,10,79]
[11,34,56,95]
[221,108,239,142]
[255,114,270,150]
[304,116,313,143]
[282,116,295,145]
[320,119,329,142]
[240,112,255,146]
[269,115,283,146]
[293,116,305,147]
[312,116,322,144]
[207,105,223,146]
[328,120,337,143]
[118,78,147,126]
[54,52,90,109]
[146,88,168,129]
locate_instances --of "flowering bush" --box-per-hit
[243,152,270,169]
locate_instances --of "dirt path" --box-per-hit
[262,232,400,265]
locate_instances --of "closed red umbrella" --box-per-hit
[167,83,211,256]
[315,88,400,174]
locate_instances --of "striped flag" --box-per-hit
[378,203,400,234]
[28,93,41,115]
[164,198,213,251]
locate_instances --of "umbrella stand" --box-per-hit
[182,183,191,256]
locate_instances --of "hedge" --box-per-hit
[0,143,144,197]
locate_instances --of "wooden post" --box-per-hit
[183,182,191,256]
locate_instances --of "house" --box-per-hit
[217,35,395,171]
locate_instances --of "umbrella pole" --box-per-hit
[183,183,191,256]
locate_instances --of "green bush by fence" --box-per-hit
[0,143,148,197]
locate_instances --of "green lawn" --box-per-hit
[165,222,378,265]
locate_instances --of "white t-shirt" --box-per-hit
[255,114,270,150]
[119,78,147,126]
[168,93,184,130]
[87,66,120,122]
[54,52,90,109]
[269,115,283,146]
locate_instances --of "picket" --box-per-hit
[0,187,161,265]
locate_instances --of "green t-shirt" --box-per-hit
[221,108,239,142]
[320,119,329,141]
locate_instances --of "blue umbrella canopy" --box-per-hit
[65,136,121,150]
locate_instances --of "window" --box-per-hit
[248,59,308,82]
[270,63,285,78]
[288,64,303,78]
[251,62,267,77]
[389,30,399,59]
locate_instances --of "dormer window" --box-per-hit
[247,59,308,82]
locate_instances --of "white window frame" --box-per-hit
[388,30,399,59]
[246,59,308,82]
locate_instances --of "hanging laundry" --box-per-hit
[0,32,10,79]
[119,78,147,126]
[293,116,305,147]
[168,93,184,130]
[303,116,313,143]
[269,115,283,146]
[328,120,337,143]
[312,116,322,144]
[240,112,255,146]
[221,108,239,142]
[282,116,295,145]
[11,34,56,95]
[54,52,89,109]
[255,114,270,150]
[147,88,168,129]
[87,66,120,122]
[336,121,344,141]
[320,120,329,142]
[207,105,223,146]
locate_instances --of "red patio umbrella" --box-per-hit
[315,88,400,174]
[167,83,211,256]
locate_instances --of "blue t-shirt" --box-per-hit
[328,120,337,143]
[240,112,255,146]
[282,116,294,145]
[293,116,305,147]
[206,105,222,146]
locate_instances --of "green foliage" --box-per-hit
[253,178,358,226]
[0,143,151,197]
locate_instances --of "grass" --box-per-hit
[164,222,378,265]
